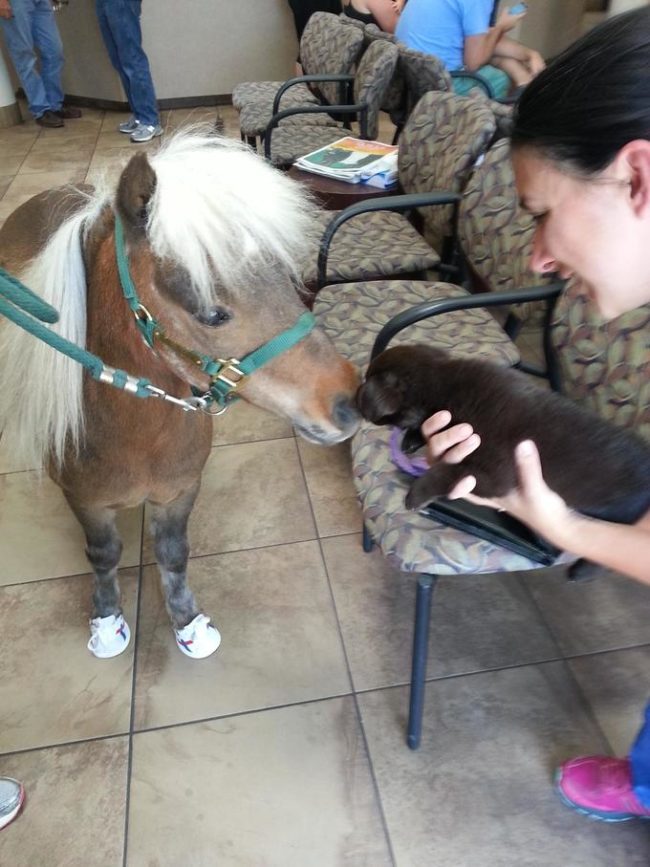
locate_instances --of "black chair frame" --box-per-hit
[316,191,463,289]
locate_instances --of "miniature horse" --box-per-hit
[0,132,359,658]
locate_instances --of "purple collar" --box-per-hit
[389,427,429,477]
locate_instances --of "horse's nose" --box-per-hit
[333,395,361,433]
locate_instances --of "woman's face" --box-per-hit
[512,146,650,319]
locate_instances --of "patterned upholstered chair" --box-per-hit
[302,90,497,289]
[264,39,399,169]
[233,12,364,147]
[398,43,514,139]
[337,281,649,749]
[312,138,550,366]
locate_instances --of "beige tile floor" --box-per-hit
[0,105,649,866]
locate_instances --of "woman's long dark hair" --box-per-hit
[512,7,650,175]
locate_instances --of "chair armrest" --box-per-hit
[264,103,365,159]
[370,280,565,389]
[272,74,355,115]
[450,70,494,99]
[317,191,461,287]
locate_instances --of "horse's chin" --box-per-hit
[293,422,359,446]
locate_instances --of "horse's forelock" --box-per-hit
[145,130,318,307]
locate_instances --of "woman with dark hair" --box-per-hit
[341,0,400,32]
[422,7,650,822]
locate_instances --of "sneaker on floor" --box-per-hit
[36,110,63,128]
[0,777,24,831]
[87,613,131,659]
[55,105,82,119]
[175,613,221,659]
[118,116,139,134]
[556,756,650,822]
[130,123,163,143]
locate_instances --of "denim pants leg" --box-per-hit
[0,0,63,117]
[95,0,159,126]
[630,700,650,807]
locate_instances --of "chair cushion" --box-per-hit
[313,280,520,368]
[352,420,551,575]
[303,214,440,285]
[232,81,287,110]
[238,94,331,138]
[269,123,349,167]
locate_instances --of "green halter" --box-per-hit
[0,217,316,416]
[114,214,316,413]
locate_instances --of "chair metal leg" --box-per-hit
[407,574,437,750]
[362,522,374,552]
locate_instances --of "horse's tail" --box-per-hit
[0,204,96,470]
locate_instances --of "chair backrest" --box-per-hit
[352,39,399,140]
[458,138,536,294]
[299,12,365,106]
[397,90,496,252]
[397,44,453,116]
[363,24,406,117]
[551,282,650,440]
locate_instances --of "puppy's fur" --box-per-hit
[357,345,650,579]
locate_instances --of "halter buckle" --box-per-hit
[212,358,245,391]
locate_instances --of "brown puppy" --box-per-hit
[357,345,650,578]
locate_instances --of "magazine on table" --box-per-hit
[294,136,399,188]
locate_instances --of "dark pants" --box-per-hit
[95,0,159,127]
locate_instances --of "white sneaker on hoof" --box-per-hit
[0,778,24,831]
[87,613,131,659]
[175,614,221,659]
[130,123,163,143]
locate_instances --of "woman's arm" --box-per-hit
[422,414,650,584]
[463,8,524,71]
[365,0,400,33]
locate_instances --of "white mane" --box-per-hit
[0,129,319,469]
[147,130,319,305]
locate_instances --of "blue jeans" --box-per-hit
[0,0,64,118]
[95,0,159,127]
[630,700,650,807]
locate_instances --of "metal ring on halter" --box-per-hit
[133,303,154,324]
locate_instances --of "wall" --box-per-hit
[54,0,299,103]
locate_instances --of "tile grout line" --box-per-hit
[122,496,147,867]
[518,576,616,755]
[293,439,399,867]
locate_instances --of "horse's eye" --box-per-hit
[197,307,230,327]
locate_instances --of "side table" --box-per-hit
[287,166,397,210]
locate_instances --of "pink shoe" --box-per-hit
[556,756,650,822]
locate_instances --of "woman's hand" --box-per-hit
[421,414,576,546]
[496,7,527,33]
[447,440,577,547]
[421,410,482,465]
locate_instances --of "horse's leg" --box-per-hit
[65,499,131,658]
[149,483,221,659]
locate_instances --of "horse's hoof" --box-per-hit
[174,613,221,659]
[87,613,131,658]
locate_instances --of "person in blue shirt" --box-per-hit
[395,0,545,100]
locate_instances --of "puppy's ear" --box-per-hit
[357,371,405,422]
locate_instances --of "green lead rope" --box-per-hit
[0,267,155,399]
[0,217,318,413]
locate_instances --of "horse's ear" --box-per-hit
[116,152,157,233]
